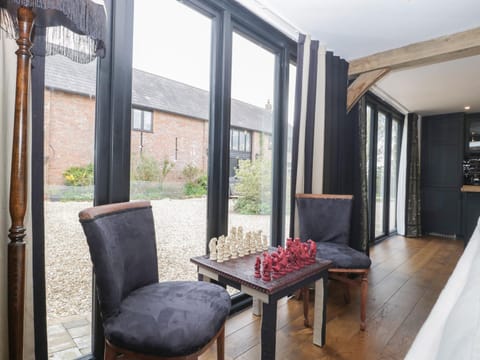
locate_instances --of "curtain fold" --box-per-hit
[1,28,35,360]
[349,98,369,253]
[289,34,369,253]
[289,34,326,237]
[405,113,422,237]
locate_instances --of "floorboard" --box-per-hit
[199,235,464,360]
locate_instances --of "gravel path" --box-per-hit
[45,198,270,321]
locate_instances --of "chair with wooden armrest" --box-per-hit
[295,194,371,331]
[79,201,230,359]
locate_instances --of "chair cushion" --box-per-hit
[316,242,371,269]
[104,281,231,357]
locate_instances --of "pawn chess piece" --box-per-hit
[217,236,225,263]
[223,235,230,261]
[256,231,263,252]
[254,256,261,278]
[209,237,217,260]
[262,252,272,281]
[230,238,238,259]
[249,232,256,254]
[262,234,269,251]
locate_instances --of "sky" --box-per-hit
[133,0,276,109]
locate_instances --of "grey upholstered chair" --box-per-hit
[79,201,231,360]
[296,194,371,330]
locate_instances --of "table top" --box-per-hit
[191,249,331,296]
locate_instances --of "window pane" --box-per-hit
[239,131,246,152]
[44,56,96,356]
[232,129,239,151]
[131,0,211,284]
[133,108,142,130]
[245,131,251,152]
[229,32,275,242]
[375,112,386,237]
[143,110,153,132]
[389,119,400,232]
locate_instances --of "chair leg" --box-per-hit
[217,326,225,360]
[343,274,351,304]
[302,287,309,327]
[104,340,117,360]
[360,272,368,331]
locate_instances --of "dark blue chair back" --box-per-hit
[79,201,158,319]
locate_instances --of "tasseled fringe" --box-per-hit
[0,0,105,64]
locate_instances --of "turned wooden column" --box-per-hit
[8,6,35,360]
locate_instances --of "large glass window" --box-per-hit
[366,95,403,241]
[228,31,275,241]
[131,0,212,283]
[44,55,96,357]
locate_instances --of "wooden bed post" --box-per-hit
[8,6,34,360]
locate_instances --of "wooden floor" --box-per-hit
[200,235,464,360]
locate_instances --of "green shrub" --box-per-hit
[183,164,207,197]
[233,158,271,214]
[63,164,94,186]
[133,154,161,182]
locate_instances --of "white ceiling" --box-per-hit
[238,0,480,115]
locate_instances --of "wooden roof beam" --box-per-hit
[349,27,480,77]
[347,68,390,113]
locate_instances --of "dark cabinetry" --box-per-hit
[421,113,464,236]
[462,191,480,243]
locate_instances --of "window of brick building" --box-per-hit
[132,108,153,132]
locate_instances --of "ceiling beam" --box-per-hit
[347,68,390,113]
[349,27,480,76]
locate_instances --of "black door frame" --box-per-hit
[366,93,403,243]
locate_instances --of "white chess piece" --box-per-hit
[230,239,238,259]
[209,237,217,260]
[256,231,263,252]
[223,235,230,261]
[217,236,225,263]
[238,239,244,257]
[263,234,269,251]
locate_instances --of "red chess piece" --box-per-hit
[307,239,317,264]
[254,256,261,278]
[262,252,272,281]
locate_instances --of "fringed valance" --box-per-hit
[0,0,106,63]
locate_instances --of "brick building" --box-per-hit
[44,56,273,185]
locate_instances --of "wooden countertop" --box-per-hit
[461,185,480,193]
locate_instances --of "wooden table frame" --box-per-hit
[191,253,331,360]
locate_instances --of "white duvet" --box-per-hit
[405,217,480,360]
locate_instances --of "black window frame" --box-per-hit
[33,1,297,359]
[365,93,404,244]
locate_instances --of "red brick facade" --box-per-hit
[44,90,272,185]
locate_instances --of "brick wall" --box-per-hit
[44,89,96,185]
[44,90,210,185]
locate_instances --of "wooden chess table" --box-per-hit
[191,250,331,360]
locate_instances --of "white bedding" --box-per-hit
[405,217,480,360]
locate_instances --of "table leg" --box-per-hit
[261,301,277,360]
[252,298,262,316]
[313,273,327,347]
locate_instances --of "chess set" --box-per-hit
[208,227,317,282]
[254,238,317,281]
[208,226,269,263]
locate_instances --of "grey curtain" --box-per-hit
[349,98,369,253]
[405,113,421,237]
